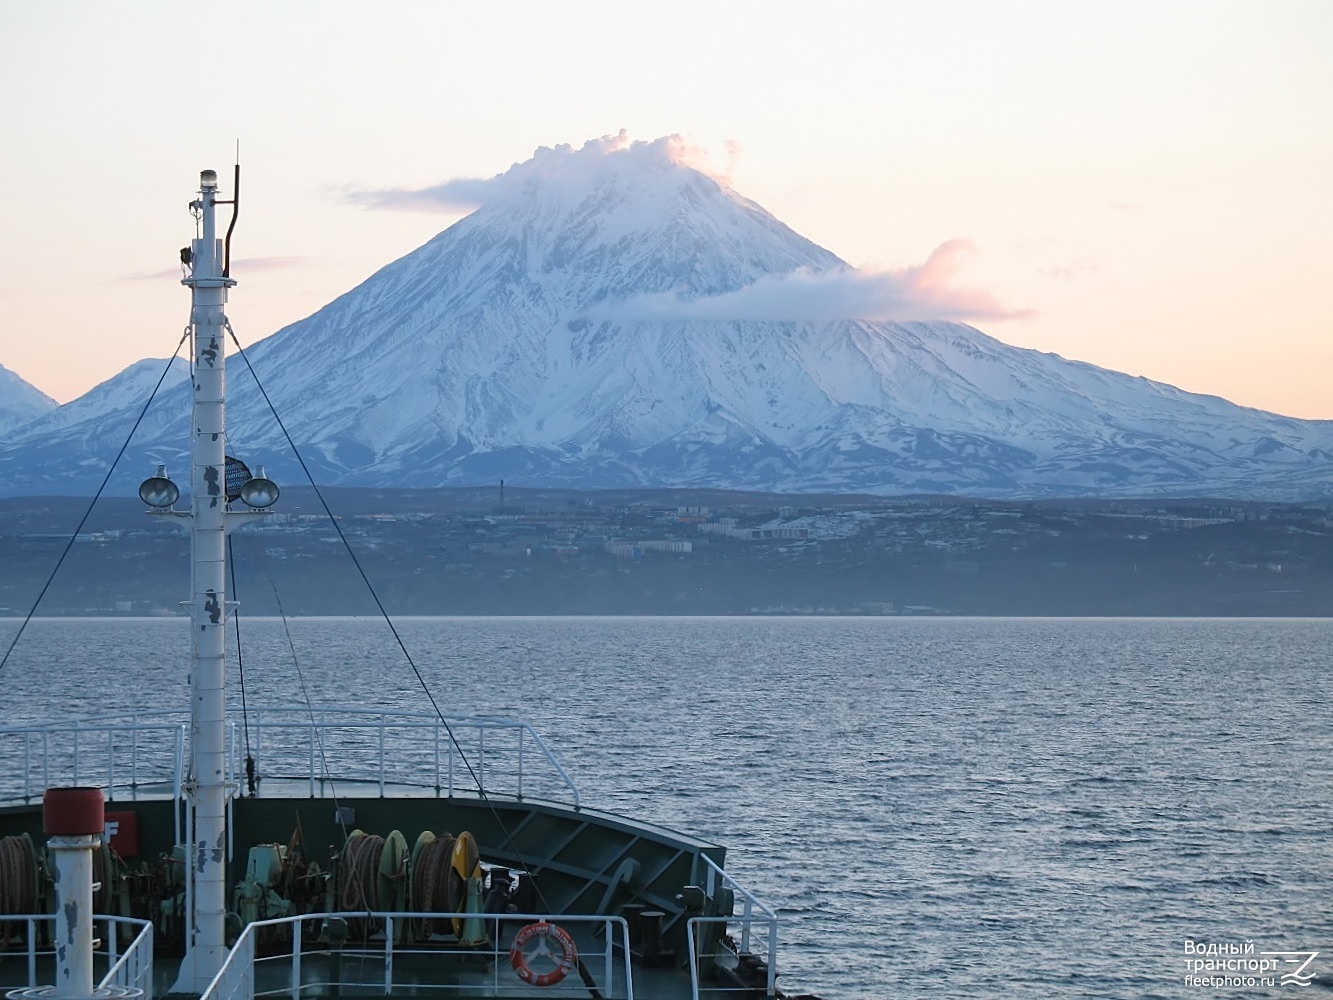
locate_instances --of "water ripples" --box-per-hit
[2,615,1330,998]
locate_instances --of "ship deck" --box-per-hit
[0,708,787,999]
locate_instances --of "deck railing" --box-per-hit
[0,707,580,809]
[0,718,186,803]
[201,911,633,1000]
[0,914,155,1000]
[239,707,581,807]
[691,854,779,997]
[101,915,156,998]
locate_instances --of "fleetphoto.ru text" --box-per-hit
[1184,939,1318,990]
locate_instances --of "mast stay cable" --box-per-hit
[0,333,190,676]
[223,320,575,925]
[227,536,258,796]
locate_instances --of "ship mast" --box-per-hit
[161,167,276,994]
[189,168,234,993]
[173,167,234,994]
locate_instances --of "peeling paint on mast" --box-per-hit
[173,167,236,995]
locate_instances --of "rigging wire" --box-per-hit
[224,320,476,779]
[234,530,374,939]
[223,321,561,912]
[232,531,343,806]
[227,536,257,796]
[0,334,190,676]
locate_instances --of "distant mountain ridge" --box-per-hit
[0,365,57,440]
[2,134,1331,500]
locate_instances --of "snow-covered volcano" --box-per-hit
[3,134,1332,499]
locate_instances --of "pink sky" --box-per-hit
[1,1,1329,418]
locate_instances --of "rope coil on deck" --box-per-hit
[0,835,37,917]
[409,833,454,937]
[338,832,385,911]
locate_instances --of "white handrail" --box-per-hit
[102,915,156,999]
[697,853,780,996]
[2,914,155,1000]
[0,708,581,809]
[202,910,634,1000]
[246,707,581,807]
[0,721,186,802]
[685,914,779,999]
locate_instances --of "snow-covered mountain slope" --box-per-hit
[0,359,189,496]
[0,365,57,440]
[2,135,1331,500]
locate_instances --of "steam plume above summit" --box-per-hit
[349,133,735,213]
[3,134,1331,500]
[349,133,1023,324]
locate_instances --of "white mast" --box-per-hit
[174,167,237,995]
[134,167,275,995]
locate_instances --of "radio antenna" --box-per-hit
[221,143,241,277]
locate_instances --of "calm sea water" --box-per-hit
[2,616,1330,998]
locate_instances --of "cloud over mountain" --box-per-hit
[3,135,1331,501]
[584,240,1027,324]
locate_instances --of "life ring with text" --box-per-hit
[509,920,578,987]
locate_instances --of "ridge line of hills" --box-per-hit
[3,487,1330,617]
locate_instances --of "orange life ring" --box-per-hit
[509,920,578,987]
